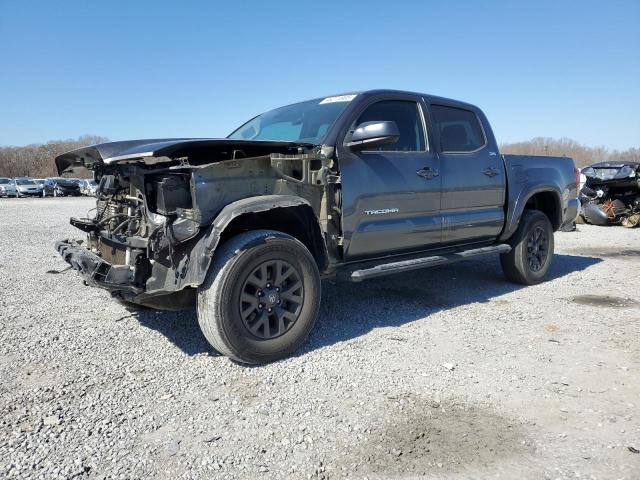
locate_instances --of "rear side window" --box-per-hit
[431,105,485,152]
[356,100,425,152]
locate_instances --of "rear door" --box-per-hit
[429,103,505,244]
[337,95,442,260]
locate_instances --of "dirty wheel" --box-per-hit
[197,230,320,364]
[500,210,554,285]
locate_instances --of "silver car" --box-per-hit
[0,177,18,197]
[13,177,43,197]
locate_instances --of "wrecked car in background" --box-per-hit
[43,177,82,197]
[79,179,98,196]
[579,161,640,227]
[54,89,578,364]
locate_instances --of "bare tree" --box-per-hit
[500,137,639,168]
[0,135,108,178]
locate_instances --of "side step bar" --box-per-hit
[350,244,511,282]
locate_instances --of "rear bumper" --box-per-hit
[563,197,580,226]
[56,239,142,294]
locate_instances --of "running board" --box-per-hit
[349,244,511,282]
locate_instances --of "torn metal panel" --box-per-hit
[55,141,339,305]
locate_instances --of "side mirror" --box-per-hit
[346,121,400,150]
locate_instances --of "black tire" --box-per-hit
[500,210,554,285]
[197,229,321,364]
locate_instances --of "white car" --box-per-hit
[0,177,18,197]
[79,179,98,196]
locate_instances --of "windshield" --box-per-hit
[16,179,35,185]
[228,95,356,144]
[0,178,10,184]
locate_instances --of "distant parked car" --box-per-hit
[32,178,47,197]
[79,179,98,196]
[0,177,19,197]
[43,177,82,197]
[14,177,43,197]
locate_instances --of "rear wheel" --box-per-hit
[500,210,554,285]
[197,230,321,364]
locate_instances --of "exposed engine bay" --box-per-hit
[579,161,640,228]
[55,139,340,309]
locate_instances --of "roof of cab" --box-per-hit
[345,89,480,110]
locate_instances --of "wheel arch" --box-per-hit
[500,186,563,241]
[523,190,562,230]
[205,195,328,273]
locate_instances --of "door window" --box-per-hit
[431,105,486,152]
[355,101,426,152]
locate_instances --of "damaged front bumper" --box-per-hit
[56,239,143,294]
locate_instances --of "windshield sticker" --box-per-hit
[319,94,357,104]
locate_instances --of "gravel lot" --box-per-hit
[1,197,639,480]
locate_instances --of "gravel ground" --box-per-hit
[1,197,639,480]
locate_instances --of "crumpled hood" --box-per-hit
[55,138,305,175]
[588,161,640,169]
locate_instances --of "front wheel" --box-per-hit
[500,210,554,285]
[197,230,321,364]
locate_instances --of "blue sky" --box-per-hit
[1,0,638,149]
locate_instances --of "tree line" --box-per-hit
[500,137,640,168]
[0,135,107,178]
[0,135,638,178]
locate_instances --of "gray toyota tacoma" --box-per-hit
[55,90,579,363]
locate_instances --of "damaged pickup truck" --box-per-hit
[55,90,579,363]
[579,161,640,227]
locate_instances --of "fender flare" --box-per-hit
[499,184,563,241]
[143,195,328,295]
[198,194,327,275]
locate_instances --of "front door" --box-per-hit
[338,97,442,260]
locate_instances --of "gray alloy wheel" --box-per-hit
[526,225,549,272]
[197,230,321,364]
[239,259,304,340]
[500,210,554,285]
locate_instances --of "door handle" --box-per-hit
[417,166,439,179]
[482,167,499,177]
